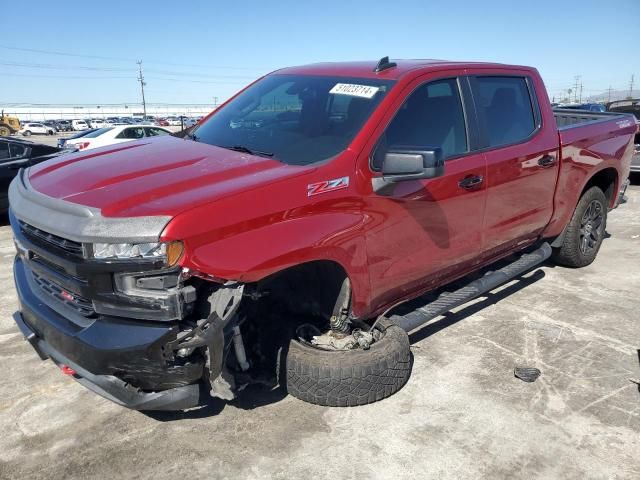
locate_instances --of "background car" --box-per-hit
[608,99,640,173]
[558,103,606,112]
[43,120,62,132]
[71,119,89,131]
[155,118,170,126]
[183,117,199,128]
[57,128,99,149]
[18,122,55,136]
[64,125,172,151]
[0,136,63,212]
[56,120,73,132]
[165,116,182,126]
[89,118,106,129]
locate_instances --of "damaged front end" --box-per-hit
[9,169,252,410]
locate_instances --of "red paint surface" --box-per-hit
[27,61,635,319]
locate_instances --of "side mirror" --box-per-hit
[381,146,444,182]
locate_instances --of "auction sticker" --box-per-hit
[329,83,380,99]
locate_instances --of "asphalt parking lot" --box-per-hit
[0,181,638,479]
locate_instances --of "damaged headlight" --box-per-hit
[89,241,184,266]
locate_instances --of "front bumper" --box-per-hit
[13,256,205,410]
[13,311,202,410]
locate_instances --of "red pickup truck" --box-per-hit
[9,58,635,411]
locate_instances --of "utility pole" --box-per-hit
[630,74,635,98]
[607,85,612,103]
[137,60,147,118]
[573,75,581,103]
[579,80,583,103]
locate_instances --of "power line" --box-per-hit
[0,44,269,71]
[0,71,134,80]
[0,59,256,79]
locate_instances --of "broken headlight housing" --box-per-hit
[89,241,184,266]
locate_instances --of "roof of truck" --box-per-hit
[274,59,532,80]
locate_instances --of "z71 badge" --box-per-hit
[307,176,350,196]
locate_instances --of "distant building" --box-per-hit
[0,103,216,121]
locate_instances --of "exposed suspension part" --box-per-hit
[329,277,351,336]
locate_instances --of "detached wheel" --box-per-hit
[552,186,608,268]
[285,318,411,407]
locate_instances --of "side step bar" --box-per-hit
[391,243,552,333]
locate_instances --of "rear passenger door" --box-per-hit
[469,74,559,256]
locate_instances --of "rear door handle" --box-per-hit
[458,175,484,189]
[538,155,556,167]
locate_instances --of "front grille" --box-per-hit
[32,271,96,318]
[19,221,83,256]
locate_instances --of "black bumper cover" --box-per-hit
[13,257,203,411]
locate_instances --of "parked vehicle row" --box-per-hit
[12,115,204,135]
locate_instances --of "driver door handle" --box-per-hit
[458,175,484,190]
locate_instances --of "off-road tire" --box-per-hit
[285,318,411,406]
[0,125,10,137]
[552,186,608,268]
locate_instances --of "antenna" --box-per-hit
[374,56,397,73]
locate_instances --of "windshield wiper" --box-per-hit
[218,145,274,157]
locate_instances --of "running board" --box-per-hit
[391,243,552,333]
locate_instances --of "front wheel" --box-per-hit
[552,186,608,268]
[285,318,412,407]
[22,130,32,137]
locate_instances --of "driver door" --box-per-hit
[363,75,488,313]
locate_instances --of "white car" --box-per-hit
[183,117,201,128]
[165,116,182,126]
[71,120,90,131]
[64,125,172,151]
[19,122,55,136]
[89,119,106,129]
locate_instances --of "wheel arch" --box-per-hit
[580,167,618,208]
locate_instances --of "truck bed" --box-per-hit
[554,109,636,152]
[553,108,630,129]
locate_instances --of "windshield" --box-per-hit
[192,74,394,165]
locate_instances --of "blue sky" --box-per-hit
[2,0,638,106]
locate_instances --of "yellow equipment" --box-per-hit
[0,110,21,136]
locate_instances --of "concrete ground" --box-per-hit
[0,182,638,480]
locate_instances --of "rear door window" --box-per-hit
[471,76,536,147]
[9,143,27,158]
[117,127,145,139]
[144,127,169,137]
[0,141,9,161]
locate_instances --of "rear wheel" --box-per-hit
[552,186,608,268]
[0,125,10,136]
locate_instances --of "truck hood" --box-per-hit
[28,135,313,218]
